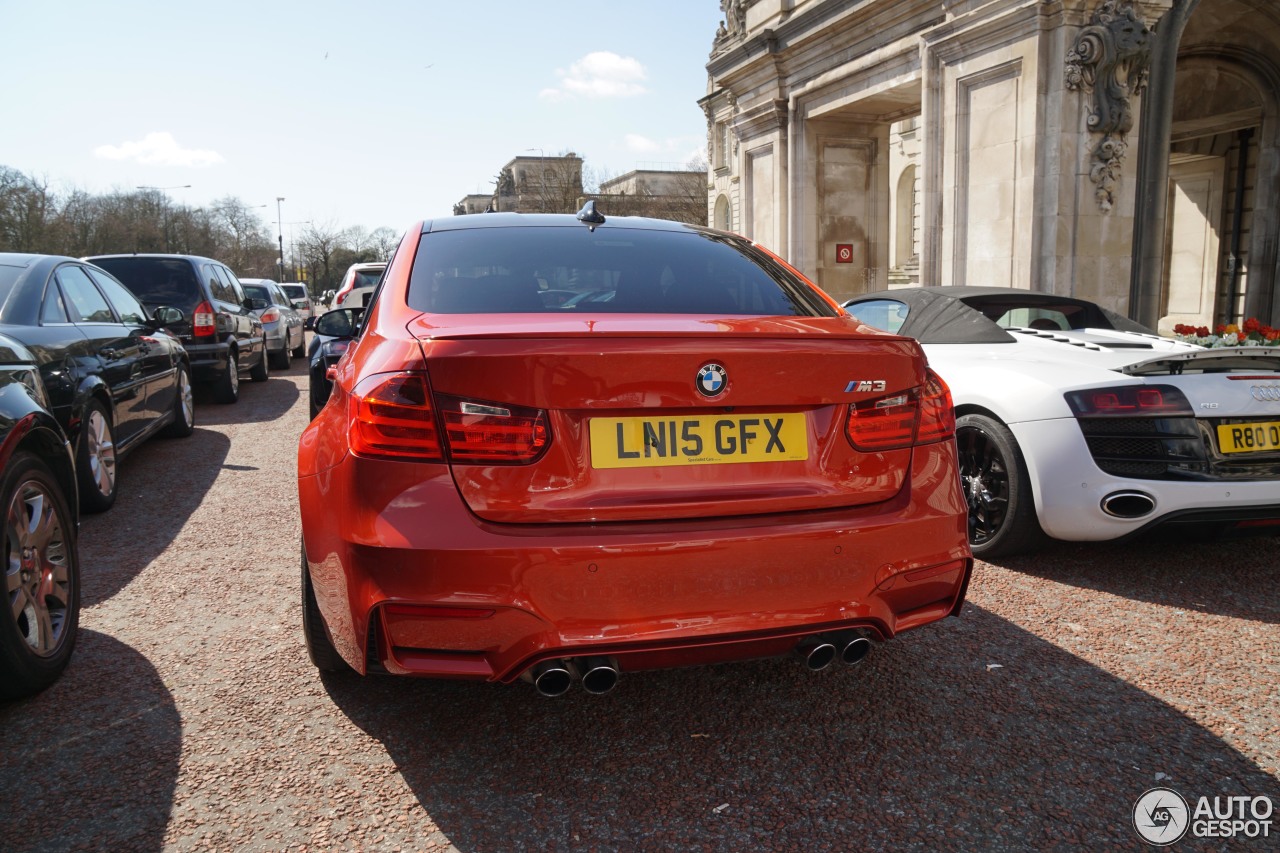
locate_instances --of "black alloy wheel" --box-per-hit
[213,350,240,404]
[75,399,117,513]
[955,413,1044,558]
[249,346,269,382]
[162,364,195,438]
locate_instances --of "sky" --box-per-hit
[2,0,725,241]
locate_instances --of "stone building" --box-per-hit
[594,168,709,223]
[702,0,1280,333]
[454,153,584,215]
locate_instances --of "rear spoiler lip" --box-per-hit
[1118,346,1280,376]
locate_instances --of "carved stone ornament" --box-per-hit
[1065,0,1153,211]
[712,0,749,54]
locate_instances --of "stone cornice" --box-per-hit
[732,98,790,141]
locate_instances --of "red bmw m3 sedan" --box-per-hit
[298,205,972,696]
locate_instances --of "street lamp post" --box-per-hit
[276,197,286,283]
[284,220,312,284]
[136,184,192,251]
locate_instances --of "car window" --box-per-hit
[88,268,148,325]
[407,228,833,316]
[41,282,70,324]
[845,298,909,334]
[88,257,202,311]
[993,307,1071,331]
[213,265,245,305]
[55,265,116,323]
[280,284,308,302]
[242,284,270,303]
[202,264,232,304]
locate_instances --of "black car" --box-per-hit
[0,253,194,512]
[84,254,268,404]
[307,307,361,419]
[0,331,80,699]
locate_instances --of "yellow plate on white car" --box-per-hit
[590,413,808,469]
[1217,421,1280,454]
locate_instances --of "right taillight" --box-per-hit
[193,300,216,337]
[845,369,954,450]
[1064,384,1194,417]
[349,372,444,461]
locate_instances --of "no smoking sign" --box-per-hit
[835,244,854,264]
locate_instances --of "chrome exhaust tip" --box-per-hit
[796,639,838,671]
[531,660,573,697]
[578,657,620,695]
[824,631,873,666]
[1101,491,1156,519]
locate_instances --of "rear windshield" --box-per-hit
[347,270,382,290]
[280,284,307,300]
[89,258,202,311]
[0,266,21,303]
[406,227,835,316]
[243,284,270,303]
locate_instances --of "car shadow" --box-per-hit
[79,426,229,607]
[993,533,1280,625]
[320,607,1279,851]
[192,375,302,425]
[0,630,181,853]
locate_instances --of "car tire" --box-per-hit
[292,334,306,359]
[161,363,195,438]
[269,341,291,370]
[249,346,269,383]
[0,451,80,700]
[76,399,117,513]
[212,350,240,404]
[955,413,1045,558]
[301,540,350,673]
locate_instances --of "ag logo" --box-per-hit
[1133,788,1189,846]
[696,363,728,398]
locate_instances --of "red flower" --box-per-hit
[1196,326,1210,337]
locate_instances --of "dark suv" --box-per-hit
[85,254,268,403]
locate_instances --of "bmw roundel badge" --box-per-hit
[696,363,728,398]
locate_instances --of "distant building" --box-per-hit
[455,153,584,215]
[593,168,708,224]
[703,0,1280,332]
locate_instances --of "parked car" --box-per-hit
[0,331,80,699]
[0,253,194,512]
[241,278,305,369]
[842,286,1280,557]
[331,261,385,310]
[279,282,316,329]
[298,207,972,694]
[306,306,360,419]
[84,254,268,404]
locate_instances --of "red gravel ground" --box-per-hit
[2,356,1277,851]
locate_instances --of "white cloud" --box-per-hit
[544,51,648,100]
[624,134,661,153]
[93,132,224,168]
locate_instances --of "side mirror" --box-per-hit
[150,305,184,328]
[314,307,360,338]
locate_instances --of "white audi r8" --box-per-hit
[843,287,1280,558]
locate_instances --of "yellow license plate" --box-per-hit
[1217,421,1280,454]
[590,413,808,469]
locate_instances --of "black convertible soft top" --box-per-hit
[844,286,1154,345]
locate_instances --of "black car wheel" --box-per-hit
[76,399,117,513]
[250,346,269,383]
[292,334,306,359]
[301,540,349,673]
[955,413,1044,558]
[162,364,195,438]
[0,452,79,699]
[212,350,240,404]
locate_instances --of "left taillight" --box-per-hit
[437,395,550,464]
[349,372,444,461]
[347,372,550,464]
[845,369,955,451]
[260,308,280,324]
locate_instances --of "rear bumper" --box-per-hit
[299,442,971,682]
[184,341,231,384]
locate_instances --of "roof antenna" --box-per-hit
[576,200,605,231]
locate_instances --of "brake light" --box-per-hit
[437,395,550,463]
[1065,385,1194,417]
[193,300,216,337]
[846,390,918,450]
[916,370,956,444]
[845,370,955,450]
[335,283,351,305]
[349,372,444,461]
[260,308,280,324]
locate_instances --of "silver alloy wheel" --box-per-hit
[84,407,116,499]
[177,368,194,428]
[229,360,240,395]
[6,476,72,656]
